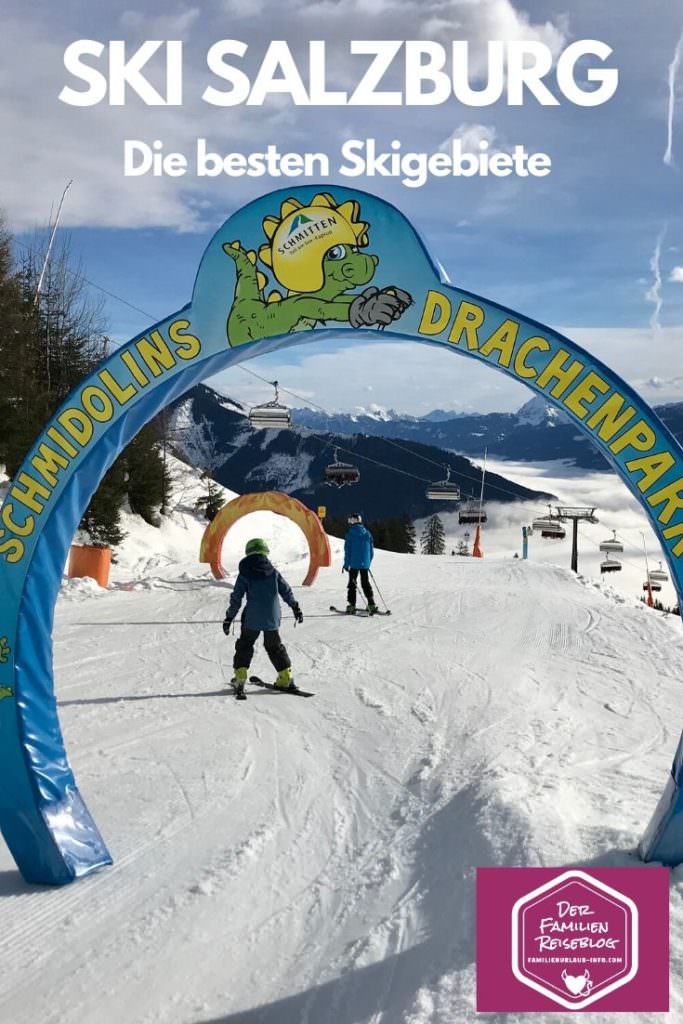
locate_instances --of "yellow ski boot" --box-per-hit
[232,666,247,698]
[274,667,295,690]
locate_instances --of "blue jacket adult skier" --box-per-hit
[223,538,303,692]
[343,515,377,614]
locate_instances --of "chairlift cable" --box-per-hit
[33,264,667,561]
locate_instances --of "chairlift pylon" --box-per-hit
[324,447,360,487]
[426,466,461,502]
[248,380,292,430]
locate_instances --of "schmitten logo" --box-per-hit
[477,866,669,1012]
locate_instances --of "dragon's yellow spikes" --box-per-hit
[257,272,268,291]
[267,291,282,303]
[353,221,369,241]
[337,200,360,226]
[229,240,240,249]
[310,192,336,208]
[258,244,273,267]
[280,198,303,219]
[247,250,257,265]
[262,216,280,240]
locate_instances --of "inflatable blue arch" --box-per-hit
[1,185,683,884]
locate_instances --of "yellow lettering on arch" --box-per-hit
[169,319,201,360]
[625,451,676,493]
[2,503,34,537]
[448,301,485,350]
[663,522,683,558]
[136,330,176,378]
[417,290,452,336]
[610,421,655,456]
[563,372,610,420]
[536,349,584,399]
[647,477,683,525]
[31,442,70,488]
[586,393,636,442]
[513,336,551,379]
[479,319,519,368]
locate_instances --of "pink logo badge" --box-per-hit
[477,867,669,1012]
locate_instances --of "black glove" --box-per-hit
[222,617,233,635]
[293,604,304,624]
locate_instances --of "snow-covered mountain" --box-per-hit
[293,398,683,470]
[2,468,682,1024]
[514,395,569,427]
[170,384,553,520]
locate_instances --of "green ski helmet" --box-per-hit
[245,538,269,556]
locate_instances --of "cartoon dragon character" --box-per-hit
[0,687,13,701]
[222,193,412,345]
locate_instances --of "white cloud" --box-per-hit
[439,122,497,152]
[664,28,683,167]
[119,8,201,37]
[0,1,567,231]
[645,226,666,330]
[670,266,683,283]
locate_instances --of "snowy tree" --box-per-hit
[182,415,225,521]
[421,515,446,555]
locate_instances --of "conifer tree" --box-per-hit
[0,218,173,547]
[421,514,446,555]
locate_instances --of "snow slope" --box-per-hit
[1,470,683,1023]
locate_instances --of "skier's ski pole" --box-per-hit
[369,570,389,611]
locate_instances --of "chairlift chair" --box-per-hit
[643,580,662,593]
[532,505,566,540]
[458,498,487,524]
[648,562,669,584]
[248,381,291,430]
[324,448,360,487]
[599,530,623,555]
[600,557,622,574]
[426,466,461,501]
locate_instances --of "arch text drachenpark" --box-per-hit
[1,186,683,884]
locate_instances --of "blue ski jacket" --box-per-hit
[344,524,374,570]
[226,554,297,631]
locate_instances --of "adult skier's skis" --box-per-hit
[249,675,315,698]
[329,605,392,617]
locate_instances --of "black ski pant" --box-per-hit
[347,568,374,608]
[234,625,291,672]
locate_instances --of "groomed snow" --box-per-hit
[1,458,683,1023]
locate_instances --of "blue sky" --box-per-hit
[3,0,683,414]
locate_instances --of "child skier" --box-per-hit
[223,538,303,695]
[343,514,378,615]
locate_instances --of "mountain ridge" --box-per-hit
[171,384,554,521]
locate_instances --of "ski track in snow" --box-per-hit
[1,542,683,1023]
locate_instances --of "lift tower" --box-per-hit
[556,507,599,573]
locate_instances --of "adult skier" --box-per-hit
[343,514,378,615]
[223,538,303,695]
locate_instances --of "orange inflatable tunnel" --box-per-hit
[200,491,332,586]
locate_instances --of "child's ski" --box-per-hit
[249,675,315,697]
